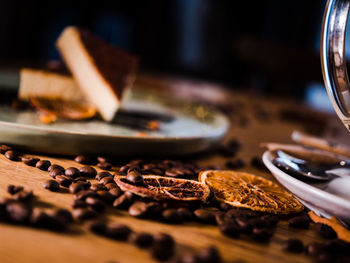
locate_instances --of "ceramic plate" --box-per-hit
[0,86,229,156]
[262,151,350,220]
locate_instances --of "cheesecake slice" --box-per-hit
[19,68,85,101]
[56,26,138,121]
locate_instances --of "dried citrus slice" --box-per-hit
[199,170,304,214]
[114,175,210,202]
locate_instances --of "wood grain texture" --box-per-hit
[0,88,348,263]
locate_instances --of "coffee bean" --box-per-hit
[314,223,337,239]
[288,215,310,229]
[305,242,324,256]
[31,208,66,231]
[100,176,115,185]
[194,209,216,224]
[218,222,240,238]
[260,215,279,227]
[198,246,221,263]
[249,218,269,229]
[177,208,193,221]
[235,217,253,234]
[119,165,129,174]
[48,164,64,173]
[69,182,88,194]
[86,219,106,234]
[128,202,149,218]
[49,168,65,179]
[21,157,39,166]
[73,208,98,220]
[314,253,332,263]
[219,203,233,212]
[97,162,112,171]
[153,232,175,249]
[79,166,97,178]
[90,183,106,191]
[127,165,141,174]
[55,175,73,187]
[74,190,98,201]
[4,150,19,161]
[282,238,304,253]
[323,239,350,255]
[105,183,118,190]
[113,194,133,209]
[162,209,182,224]
[6,201,31,223]
[252,228,273,242]
[219,139,241,156]
[105,223,132,240]
[129,232,154,248]
[85,197,105,212]
[71,199,88,209]
[225,159,246,169]
[7,185,23,195]
[96,171,112,181]
[126,170,144,185]
[43,180,60,192]
[13,190,34,202]
[97,156,110,163]
[74,155,93,164]
[97,190,115,203]
[74,177,88,183]
[36,160,51,171]
[150,244,174,261]
[49,208,73,224]
[0,144,11,154]
[180,253,201,263]
[65,167,80,178]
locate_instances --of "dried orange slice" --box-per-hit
[114,175,210,202]
[199,170,304,214]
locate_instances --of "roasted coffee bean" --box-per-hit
[126,170,144,185]
[162,209,182,224]
[180,253,201,263]
[74,155,92,164]
[218,222,240,238]
[4,150,19,161]
[43,180,60,192]
[85,197,105,212]
[71,199,88,209]
[100,176,115,185]
[79,166,97,178]
[198,246,221,263]
[74,177,88,183]
[288,215,310,229]
[194,209,216,224]
[97,190,115,203]
[49,168,65,179]
[65,167,80,178]
[105,223,132,240]
[90,183,106,191]
[13,190,34,202]
[226,209,258,219]
[113,194,133,209]
[219,203,233,212]
[145,202,163,217]
[31,209,65,230]
[97,162,112,171]
[151,244,174,261]
[73,208,98,220]
[235,217,253,234]
[129,232,154,248]
[177,207,193,221]
[49,208,73,224]
[95,171,112,181]
[215,212,228,226]
[153,232,175,249]
[149,168,163,176]
[314,253,332,263]
[0,144,11,154]
[219,139,241,156]
[7,185,23,195]
[142,163,156,170]
[305,242,324,256]
[128,202,149,218]
[314,223,337,239]
[249,218,269,229]
[75,190,98,201]
[260,215,279,227]
[323,239,350,255]
[127,165,140,174]
[97,156,110,163]
[105,183,118,190]
[119,165,129,174]
[6,201,31,223]
[165,168,184,178]
[252,228,273,242]
[69,182,88,194]
[21,157,39,166]
[55,175,73,187]
[85,219,106,234]
[48,164,64,173]
[36,160,51,171]
[282,238,304,253]
[225,159,246,169]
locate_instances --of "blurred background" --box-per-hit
[0,0,336,111]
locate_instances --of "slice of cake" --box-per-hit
[19,68,85,101]
[56,26,138,121]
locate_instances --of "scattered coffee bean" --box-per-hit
[65,167,80,178]
[21,157,39,166]
[49,168,65,178]
[55,175,73,187]
[7,185,23,195]
[86,219,106,234]
[162,209,182,224]
[218,221,240,238]
[43,180,60,192]
[219,203,233,212]
[323,239,350,255]
[49,208,73,224]
[225,159,246,169]
[153,232,175,249]
[314,252,332,263]
[69,182,88,194]
[119,165,129,174]
[90,183,106,191]
[97,156,110,163]
[105,183,118,190]
[194,209,216,224]
[260,215,279,227]
[13,190,34,202]
[79,166,97,178]
[73,208,98,220]
[105,223,132,240]
[129,232,154,248]
[126,170,144,185]
[75,190,98,201]
[305,242,324,256]
[314,223,337,239]
[0,144,11,154]
[97,190,115,203]
[282,238,304,253]
[177,207,193,221]
[97,162,112,170]
[74,177,88,183]
[85,197,105,212]
[288,215,310,229]
[113,194,133,209]
[235,217,253,234]
[31,208,65,231]
[219,139,241,156]
[48,164,64,173]
[74,155,93,164]
[198,246,221,263]
[252,228,273,242]
[100,176,115,185]
[4,150,19,161]
[180,253,201,263]
[6,201,31,223]
[71,199,88,209]
[36,160,51,171]
[96,171,112,181]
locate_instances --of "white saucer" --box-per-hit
[262,151,350,220]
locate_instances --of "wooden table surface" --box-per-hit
[0,81,348,263]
